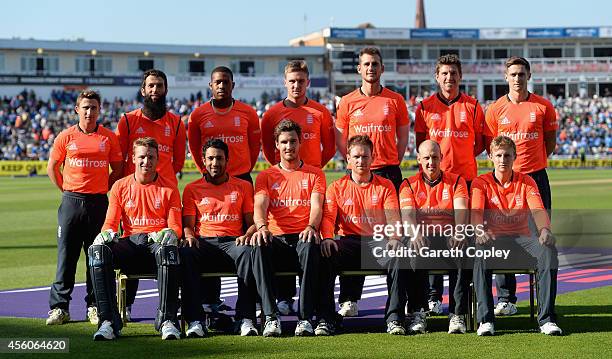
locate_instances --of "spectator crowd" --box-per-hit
[0,89,609,161]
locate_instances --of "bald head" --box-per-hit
[418,140,441,156]
[417,140,442,180]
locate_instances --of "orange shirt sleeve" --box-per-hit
[172,117,187,174]
[414,103,427,134]
[187,110,204,173]
[102,181,122,233]
[254,171,269,197]
[50,132,67,162]
[395,94,410,127]
[107,131,123,163]
[167,187,183,237]
[335,96,349,132]
[454,177,469,200]
[321,183,338,239]
[470,178,486,210]
[242,181,255,214]
[474,102,485,134]
[484,105,498,138]
[182,184,196,217]
[543,100,558,132]
[524,177,545,210]
[116,114,130,164]
[260,109,278,165]
[383,182,400,209]
[320,107,336,166]
[247,108,262,171]
[313,168,327,194]
[398,180,415,209]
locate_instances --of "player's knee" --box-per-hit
[156,244,180,267]
[88,244,112,267]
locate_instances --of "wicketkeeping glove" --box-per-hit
[93,229,118,245]
[148,228,179,246]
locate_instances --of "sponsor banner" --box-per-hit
[410,29,447,39]
[527,27,565,38]
[0,161,47,176]
[447,29,479,39]
[410,28,479,39]
[0,75,142,86]
[1,159,610,176]
[171,75,328,89]
[600,27,612,38]
[564,27,599,38]
[479,28,526,39]
[329,28,365,39]
[365,28,410,40]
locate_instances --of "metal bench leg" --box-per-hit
[118,274,128,325]
[529,272,535,324]
[466,281,474,332]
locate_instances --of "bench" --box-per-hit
[115,269,536,333]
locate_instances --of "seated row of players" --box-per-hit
[87,119,561,341]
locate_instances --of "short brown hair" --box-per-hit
[490,135,516,155]
[274,119,302,142]
[133,136,159,155]
[505,56,530,72]
[347,135,373,154]
[76,90,101,107]
[436,54,462,75]
[359,47,383,64]
[284,60,309,77]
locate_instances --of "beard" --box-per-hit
[142,94,167,120]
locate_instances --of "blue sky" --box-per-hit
[1,0,610,46]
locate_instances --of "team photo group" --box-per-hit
[44,46,563,341]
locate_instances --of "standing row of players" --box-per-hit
[45,46,560,338]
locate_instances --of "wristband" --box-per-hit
[257,223,267,230]
[307,224,318,231]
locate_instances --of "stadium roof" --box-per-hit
[0,38,325,56]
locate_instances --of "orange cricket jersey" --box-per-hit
[484,93,558,173]
[188,101,261,175]
[470,171,549,236]
[321,174,399,239]
[415,93,484,181]
[182,176,254,237]
[50,125,122,194]
[102,174,182,237]
[399,171,468,225]
[336,87,410,169]
[255,163,326,235]
[260,99,335,168]
[116,109,186,185]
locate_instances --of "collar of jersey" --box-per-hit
[77,123,98,134]
[421,170,443,187]
[436,92,462,106]
[359,86,384,97]
[505,92,531,103]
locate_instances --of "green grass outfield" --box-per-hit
[0,287,610,358]
[0,169,610,358]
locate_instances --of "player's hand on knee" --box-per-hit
[183,236,199,248]
[321,238,338,257]
[299,225,319,243]
[386,238,402,251]
[476,231,494,245]
[538,228,555,246]
[251,227,271,246]
[235,235,249,246]
[410,234,428,251]
[93,229,118,245]
[150,228,179,246]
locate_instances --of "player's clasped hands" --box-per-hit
[93,229,118,245]
[475,231,496,245]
